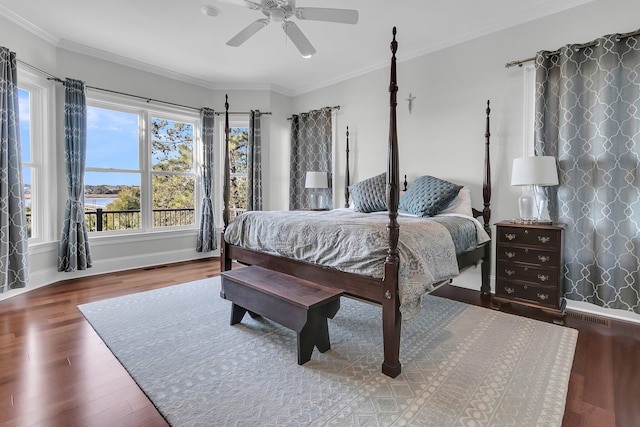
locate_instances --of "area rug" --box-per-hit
[78,277,578,426]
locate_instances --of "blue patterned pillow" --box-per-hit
[349,173,387,213]
[399,175,462,217]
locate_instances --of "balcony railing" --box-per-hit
[26,206,245,236]
[84,208,196,232]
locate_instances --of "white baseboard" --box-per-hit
[449,274,640,325]
[0,248,218,302]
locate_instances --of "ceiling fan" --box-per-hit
[222,0,359,58]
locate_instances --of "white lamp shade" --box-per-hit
[305,171,328,189]
[511,156,559,186]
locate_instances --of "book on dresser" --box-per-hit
[494,220,566,322]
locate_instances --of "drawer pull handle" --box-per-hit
[505,251,516,259]
[538,255,550,263]
[537,293,549,301]
[538,274,549,282]
[505,233,516,241]
[538,236,551,244]
[505,287,515,294]
[505,269,515,276]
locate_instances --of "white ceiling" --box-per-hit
[1,0,595,95]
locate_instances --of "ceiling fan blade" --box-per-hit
[294,8,359,24]
[218,0,262,10]
[227,19,269,47]
[282,21,316,58]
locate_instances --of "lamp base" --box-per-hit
[309,193,318,210]
[518,185,536,222]
[533,185,550,222]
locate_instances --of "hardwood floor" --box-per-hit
[0,259,637,426]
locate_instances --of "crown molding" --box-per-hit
[290,0,597,96]
[0,4,59,45]
[2,0,596,99]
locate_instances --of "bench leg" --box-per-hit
[297,317,319,365]
[315,318,331,353]
[230,303,247,325]
[231,304,261,325]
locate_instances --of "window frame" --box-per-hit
[85,90,201,236]
[523,64,536,156]
[17,67,55,244]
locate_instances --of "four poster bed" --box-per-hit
[220,28,492,378]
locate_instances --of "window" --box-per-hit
[85,93,199,234]
[150,117,195,228]
[19,88,32,237]
[227,125,249,219]
[18,69,53,243]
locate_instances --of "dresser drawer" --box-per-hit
[495,280,558,307]
[496,260,559,286]
[496,246,560,266]
[498,226,561,249]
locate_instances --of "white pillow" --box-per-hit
[439,186,473,216]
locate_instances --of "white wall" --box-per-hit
[2,0,640,323]
[286,0,640,292]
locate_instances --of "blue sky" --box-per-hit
[86,106,140,186]
[18,89,31,185]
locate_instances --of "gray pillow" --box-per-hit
[399,175,462,217]
[349,173,387,213]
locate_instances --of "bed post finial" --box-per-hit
[345,126,350,208]
[390,27,398,57]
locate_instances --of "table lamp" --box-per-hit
[305,171,328,209]
[511,156,559,223]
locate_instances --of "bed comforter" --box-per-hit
[224,209,488,320]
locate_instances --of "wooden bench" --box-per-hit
[220,265,342,365]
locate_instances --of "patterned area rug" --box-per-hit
[78,277,578,426]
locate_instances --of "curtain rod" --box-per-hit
[505,28,640,68]
[17,58,264,113]
[214,111,272,116]
[287,105,340,120]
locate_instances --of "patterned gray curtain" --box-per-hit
[0,47,28,292]
[289,108,332,210]
[246,110,262,211]
[196,107,217,252]
[58,78,92,272]
[534,30,640,314]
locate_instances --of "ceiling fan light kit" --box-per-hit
[201,5,221,17]
[222,0,359,57]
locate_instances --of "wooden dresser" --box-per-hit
[494,221,565,321]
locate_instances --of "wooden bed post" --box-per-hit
[481,100,492,296]
[480,100,492,296]
[344,126,350,208]
[221,94,232,273]
[481,100,492,236]
[381,27,402,378]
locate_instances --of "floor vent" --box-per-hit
[566,311,611,327]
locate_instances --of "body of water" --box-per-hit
[24,196,118,208]
[84,197,117,207]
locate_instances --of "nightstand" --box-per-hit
[494,221,566,322]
